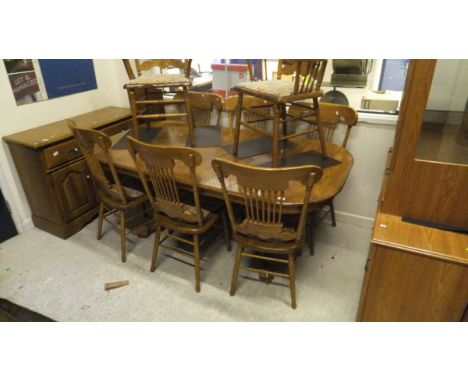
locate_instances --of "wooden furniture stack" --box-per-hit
[123,59,195,143]
[3,107,132,239]
[232,59,329,167]
[357,60,468,322]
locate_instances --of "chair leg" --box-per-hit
[128,89,138,140]
[120,210,127,263]
[193,235,201,293]
[150,225,162,272]
[272,104,280,167]
[313,96,327,157]
[221,211,232,252]
[280,103,288,155]
[233,92,243,157]
[329,200,337,227]
[288,253,297,309]
[183,87,195,147]
[230,245,243,296]
[144,88,151,130]
[96,202,105,240]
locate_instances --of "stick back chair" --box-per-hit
[127,137,230,292]
[69,121,150,262]
[290,102,358,253]
[212,158,322,309]
[223,95,272,137]
[174,91,223,129]
[232,59,328,167]
[123,59,195,144]
[289,102,358,148]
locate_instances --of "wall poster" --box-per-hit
[3,59,97,106]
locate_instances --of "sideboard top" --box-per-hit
[3,106,131,149]
[372,212,468,266]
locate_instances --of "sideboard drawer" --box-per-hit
[101,119,131,137]
[43,139,82,170]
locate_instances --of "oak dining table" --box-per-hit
[99,123,354,214]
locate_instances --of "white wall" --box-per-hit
[332,118,396,225]
[0,59,130,232]
[0,59,397,233]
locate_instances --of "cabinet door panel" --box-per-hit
[50,160,97,222]
[360,246,468,322]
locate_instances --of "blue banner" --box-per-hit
[38,59,97,99]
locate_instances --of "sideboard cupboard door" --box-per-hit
[359,246,468,322]
[50,160,97,222]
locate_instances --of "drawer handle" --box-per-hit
[86,174,91,180]
[68,147,80,154]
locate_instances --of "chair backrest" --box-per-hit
[288,102,358,147]
[127,137,205,226]
[277,59,328,93]
[212,158,322,243]
[122,59,136,80]
[69,121,127,204]
[224,95,271,134]
[174,91,223,128]
[134,59,192,78]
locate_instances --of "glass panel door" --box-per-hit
[415,59,468,165]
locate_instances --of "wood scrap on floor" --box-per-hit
[104,280,129,291]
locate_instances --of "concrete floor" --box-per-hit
[0,217,370,321]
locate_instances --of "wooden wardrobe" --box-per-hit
[357,60,468,322]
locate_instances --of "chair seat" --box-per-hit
[122,186,145,200]
[155,198,211,224]
[125,74,191,88]
[237,219,297,242]
[233,231,302,254]
[100,185,147,209]
[236,80,295,99]
[156,209,218,235]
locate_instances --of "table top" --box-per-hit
[104,124,354,212]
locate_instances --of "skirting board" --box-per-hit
[18,217,34,233]
[325,210,374,229]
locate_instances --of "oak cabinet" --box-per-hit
[357,60,468,322]
[357,215,468,321]
[3,107,131,238]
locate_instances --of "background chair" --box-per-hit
[223,95,272,138]
[69,121,151,263]
[123,59,195,144]
[232,59,328,167]
[289,102,358,254]
[127,137,231,292]
[181,91,223,128]
[174,91,223,146]
[212,158,322,309]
